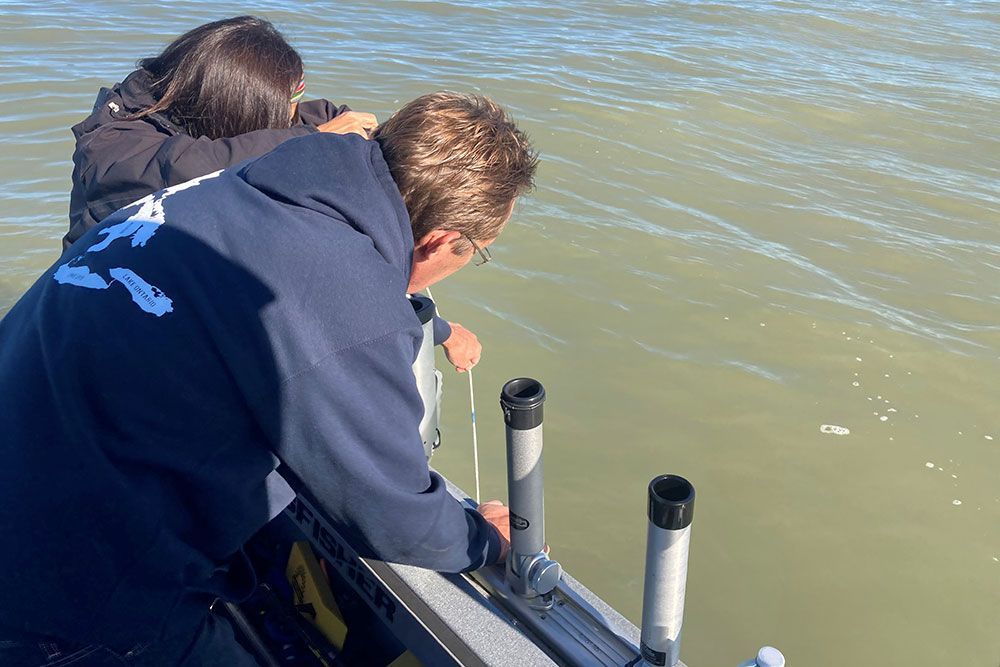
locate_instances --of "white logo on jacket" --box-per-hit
[54,170,222,317]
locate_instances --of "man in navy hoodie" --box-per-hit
[0,92,537,665]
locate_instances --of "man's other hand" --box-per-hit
[442,322,481,372]
[477,500,510,563]
[318,112,378,139]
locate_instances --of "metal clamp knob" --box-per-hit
[754,647,785,667]
[527,554,562,595]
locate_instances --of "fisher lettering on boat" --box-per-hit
[286,496,398,624]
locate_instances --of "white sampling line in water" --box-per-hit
[468,370,481,503]
[426,287,482,503]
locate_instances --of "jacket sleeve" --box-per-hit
[138,98,348,185]
[297,98,351,126]
[432,316,452,345]
[273,329,500,572]
[150,126,322,186]
[72,122,316,215]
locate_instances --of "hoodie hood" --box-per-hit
[116,69,160,114]
[237,133,414,281]
[72,69,183,140]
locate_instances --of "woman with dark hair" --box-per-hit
[65,15,377,248]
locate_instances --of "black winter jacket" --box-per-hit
[65,69,348,248]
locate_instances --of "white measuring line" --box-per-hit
[425,288,481,503]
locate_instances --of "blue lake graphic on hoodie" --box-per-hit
[53,170,222,316]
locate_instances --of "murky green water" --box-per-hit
[1,2,997,664]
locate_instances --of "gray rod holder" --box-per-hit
[501,378,561,607]
[639,475,695,667]
[410,295,440,460]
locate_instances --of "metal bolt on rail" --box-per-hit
[738,646,786,667]
[500,378,562,610]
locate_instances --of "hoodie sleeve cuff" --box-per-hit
[295,99,349,125]
[432,316,452,346]
[484,522,503,566]
[460,507,503,571]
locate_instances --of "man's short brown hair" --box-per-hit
[375,92,538,247]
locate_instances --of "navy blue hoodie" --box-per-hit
[0,133,499,648]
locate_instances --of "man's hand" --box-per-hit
[317,112,378,139]
[477,500,510,563]
[441,322,481,372]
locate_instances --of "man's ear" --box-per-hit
[414,229,464,259]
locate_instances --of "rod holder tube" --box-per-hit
[639,475,695,667]
[410,295,440,459]
[501,378,561,602]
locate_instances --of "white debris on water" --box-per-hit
[852,381,860,387]
[925,462,935,468]
[820,424,850,435]
[952,499,962,506]
[880,415,889,422]
[856,357,863,362]
[986,435,994,441]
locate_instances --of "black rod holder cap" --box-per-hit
[500,378,546,430]
[648,475,695,530]
[409,294,436,325]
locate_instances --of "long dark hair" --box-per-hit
[136,16,303,139]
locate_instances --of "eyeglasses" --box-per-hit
[465,235,492,266]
